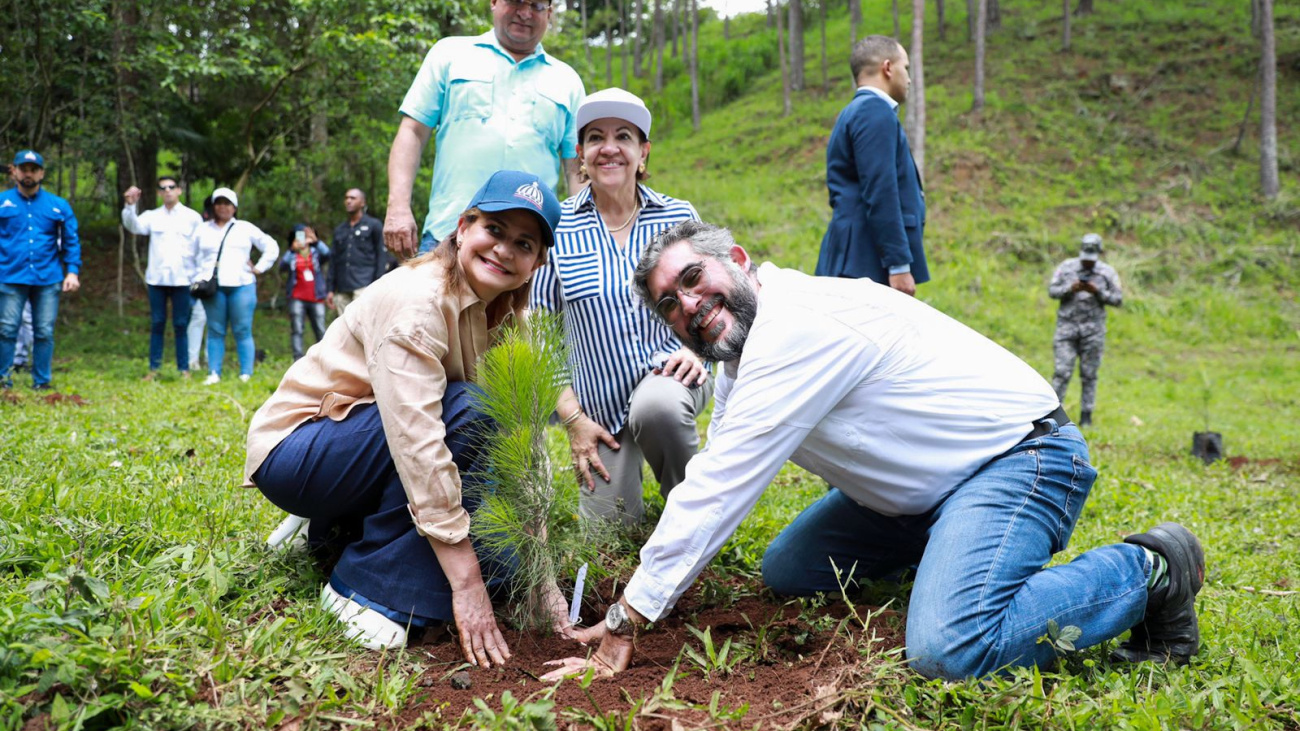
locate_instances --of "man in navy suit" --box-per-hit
[816,35,927,296]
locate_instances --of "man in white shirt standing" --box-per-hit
[122,177,203,380]
[544,221,1204,681]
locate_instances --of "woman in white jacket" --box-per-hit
[193,186,278,383]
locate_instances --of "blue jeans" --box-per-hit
[203,284,257,377]
[252,383,512,625]
[147,284,193,372]
[287,298,326,360]
[0,282,60,387]
[761,423,1150,680]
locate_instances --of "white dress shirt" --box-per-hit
[121,203,203,287]
[193,219,279,288]
[623,264,1060,621]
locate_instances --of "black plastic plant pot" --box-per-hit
[1192,431,1223,465]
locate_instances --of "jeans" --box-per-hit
[252,383,512,625]
[761,423,1150,680]
[287,298,326,360]
[187,300,206,370]
[14,302,33,366]
[147,284,193,372]
[203,283,257,377]
[0,282,61,387]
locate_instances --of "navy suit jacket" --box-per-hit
[815,88,928,285]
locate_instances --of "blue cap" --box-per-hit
[464,171,562,251]
[13,150,44,168]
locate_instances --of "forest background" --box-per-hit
[2,0,1299,728]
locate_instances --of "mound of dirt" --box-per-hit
[393,578,905,728]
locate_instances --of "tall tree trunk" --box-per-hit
[1062,0,1071,51]
[988,0,1000,29]
[906,0,925,175]
[620,0,630,88]
[690,0,701,130]
[789,0,805,91]
[767,0,775,28]
[654,0,666,90]
[1074,0,1093,15]
[1260,0,1278,198]
[820,0,828,91]
[937,0,946,41]
[633,0,645,77]
[671,0,680,57]
[777,1,792,115]
[893,0,900,38]
[1250,0,1262,38]
[850,0,862,44]
[966,0,975,41]
[582,0,593,69]
[605,12,614,87]
[972,0,986,112]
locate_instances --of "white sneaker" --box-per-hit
[266,514,310,551]
[239,374,251,383]
[320,583,407,650]
[203,373,221,385]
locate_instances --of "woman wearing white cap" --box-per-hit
[192,187,278,383]
[530,88,712,524]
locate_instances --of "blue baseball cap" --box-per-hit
[13,150,44,168]
[464,171,562,251]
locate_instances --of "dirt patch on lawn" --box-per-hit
[391,577,905,728]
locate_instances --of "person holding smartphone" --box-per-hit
[280,224,330,360]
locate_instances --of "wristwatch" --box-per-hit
[604,601,634,636]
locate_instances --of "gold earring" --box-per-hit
[580,163,588,177]
[638,162,646,174]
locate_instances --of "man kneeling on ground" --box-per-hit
[543,220,1203,681]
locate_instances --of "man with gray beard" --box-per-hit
[542,220,1204,682]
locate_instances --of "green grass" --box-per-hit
[3,0,1299,727]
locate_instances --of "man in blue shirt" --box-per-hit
[383,0,586,259]
[0,150,82,390]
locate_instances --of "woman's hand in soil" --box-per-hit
[542,582,578,640]
[539,632,633,682]
[451,582,511,668]
[565,416,619,491]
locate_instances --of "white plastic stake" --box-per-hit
[569,563,588,625]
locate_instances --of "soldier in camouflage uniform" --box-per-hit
[1049,234,1122,427]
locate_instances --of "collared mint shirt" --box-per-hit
[399,31,585,242]
[0,187,81,286]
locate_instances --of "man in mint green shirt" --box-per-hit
[384,0,585,258]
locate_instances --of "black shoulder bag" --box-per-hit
[190,222,233,300]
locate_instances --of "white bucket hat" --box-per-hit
[576,88,652,139]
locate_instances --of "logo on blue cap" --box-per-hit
[514,182,544,210]
[13,150,44,167]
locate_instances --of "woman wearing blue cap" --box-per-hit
[531,89,711,524]
[244,171,565,663]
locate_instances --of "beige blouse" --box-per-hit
[244,260,514,545]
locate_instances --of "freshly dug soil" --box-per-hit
[392,576,906,728]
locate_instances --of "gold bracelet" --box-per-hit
[561,407,584,426]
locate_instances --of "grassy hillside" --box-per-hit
[1,0,1298,728]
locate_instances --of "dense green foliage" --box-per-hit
[1,0,1298,728]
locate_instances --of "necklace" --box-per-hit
[601,199,641,233]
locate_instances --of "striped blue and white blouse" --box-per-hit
[530,184,701,434]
